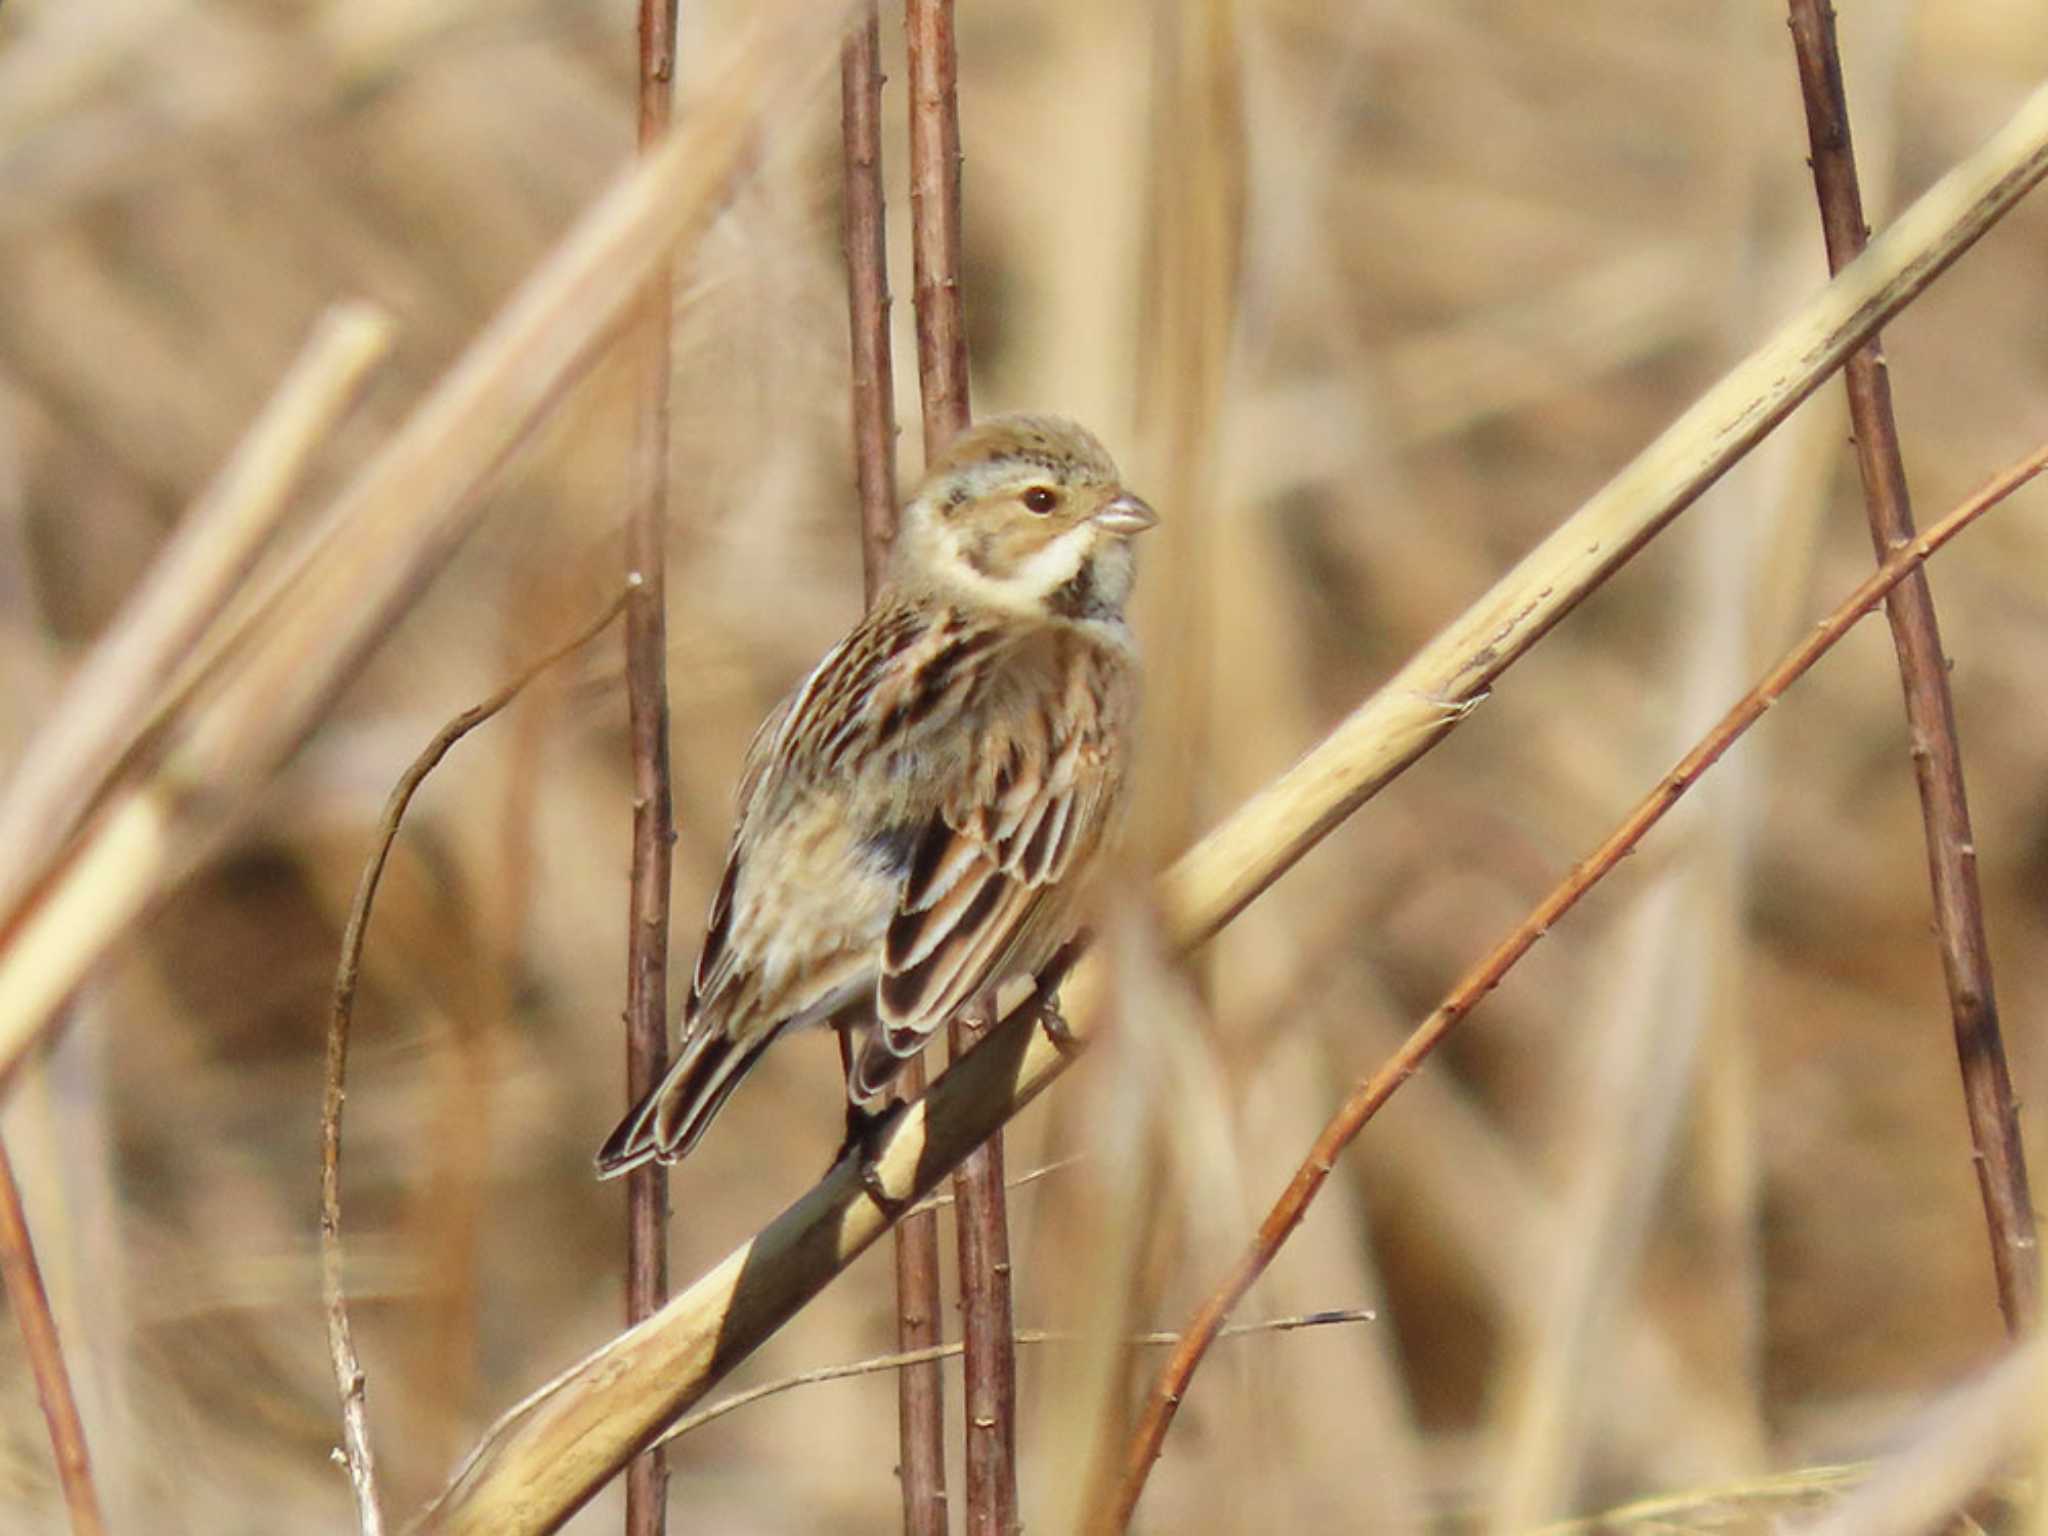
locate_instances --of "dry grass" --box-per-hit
[5,1,2048,1532]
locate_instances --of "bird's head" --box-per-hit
[892,413,1157,625]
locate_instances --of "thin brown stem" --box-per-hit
[843,3,898,600]
[906,0,971,450]
[1105,440,2048,1531]
[844,9,946,1528]
[906,1153,1083,1218]
[0,1134,106,1536]
[624,1,682,1532]
[1785,0,2038,1334]
[906,2,1017,1527]
[949,1009,1017,1534]
[891,1053,950,1536]
[324,594,625,1536]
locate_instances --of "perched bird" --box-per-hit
[596,413,1156,1180]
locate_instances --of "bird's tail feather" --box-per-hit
[594,1024,783,1179]
[850,1030,916,1105]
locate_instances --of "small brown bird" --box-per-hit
[597,414,1155,1179]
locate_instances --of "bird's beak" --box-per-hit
[1094,492,1158,536]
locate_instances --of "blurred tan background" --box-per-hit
[5,0,2048,1531]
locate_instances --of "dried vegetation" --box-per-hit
[5,1,2048,1531]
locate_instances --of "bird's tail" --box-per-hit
[849,1028,918,1106]
[594,1023,783,1180]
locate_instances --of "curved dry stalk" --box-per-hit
[0,0,849,1095]
[623,4,683,1534]
[1106,440,2048,1530]
[1787,0,2038,1333]
[0,1134,106,1536]
[655,1309,1373,1446]
[323,595,626,1536]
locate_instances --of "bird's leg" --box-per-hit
[838,1097,910,1219]
[1031,934,1089,1059]
[1035,991,1082,1059]
[833,1020,910,1217]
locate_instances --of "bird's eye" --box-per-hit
[1022,486,1059,515]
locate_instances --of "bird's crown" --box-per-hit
[925,413,1121,493]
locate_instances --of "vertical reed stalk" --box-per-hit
[906,1,1022,1528]
[1787,0,2038,1333]
[624,2,682,1533]
[844,10,950,1531]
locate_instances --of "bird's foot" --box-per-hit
[1028,934,1088,1060]
[1036,992,1082,1059]
[838,1098,910,1220]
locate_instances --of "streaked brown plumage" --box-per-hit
[596,414,1155,1178]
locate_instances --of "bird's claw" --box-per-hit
[1037,993,1082,1059]
[839,1099,910,1220]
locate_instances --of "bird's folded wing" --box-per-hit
[874,708,1112,1056]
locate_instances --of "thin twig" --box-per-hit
[889,1052,949,1536]
[624,2,682,1533]
[324,594,627,1536]
[1105,439,2048,1531]
[906,0,971,448]
[905,1153,1084,1218]
[948,1004,1017,1536]
[415,586,558,1464]
[655,1310,1374,1446]
[841,10,947,1530]
[905,3,1018,1528]
[0,1134,106,1536]
[843,2,898,601]
[1786,0,2039,1333]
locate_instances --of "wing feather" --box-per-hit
[869,629,1134,1072]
